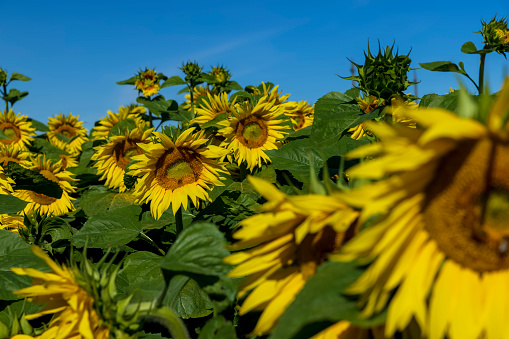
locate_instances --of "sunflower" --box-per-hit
[311,321,385,339]
[349,95,381,140]
[135,69,160,97]
[0,214,25,234]
[92,124,153,192]
[0,144,31,167]
[332,78,509,339]
[0,164,13,194]
[190,92,237,126]
[0,109,36,150]
[56,153,79,170]
[129,128,228,219]
[13,155,76,216]
[285,100,314,130]
[91,105,146,140]
[224,176,359,336]
[47,113,88,155]
[262,82,292,108]
[217,97,289,171]
[183,85,217,111]
[11,245,110,339]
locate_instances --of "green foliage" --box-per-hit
[79,186,137,217]
[136,95,179,117]
[0,195,28,214]
[108,118,138,137]
[5,161,63,199]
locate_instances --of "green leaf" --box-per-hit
[5,162,63,199]
[2,89,28,105]
[160,222,231,277]
[9,73,31,82]
[226,81,243,91]
[419,91,460,113]
[136,96,178,116]
[200,113,227,129]
[29,138,68,162]
[79,186,137,217]
[108,118,137,137]
[198,316,237,339]
[71,205,143,248]
[0,300,42,331]
[461,41,482,54]
[0,230,50,300]
[166,275,213,318]
[161,76,186,88]
[269,261,386,339]
[418,61,467,75]
[140,210,177,232]
[116,76,137,85]
[27,118,49,132]
[165,109,194,123]
[0,195,28,214]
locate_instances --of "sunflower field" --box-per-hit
[0,16,509,339]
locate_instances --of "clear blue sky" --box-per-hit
[1,1,508,131]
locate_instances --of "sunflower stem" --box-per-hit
[479,51,486,95]
[3,83,8,111]
[148,109,154,128]
[175,207,184,235]
[139,232,165,256]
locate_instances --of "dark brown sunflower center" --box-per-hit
[0,124,20,144]
[293,112,305,130]
[155,147,203,190]
[55,124,76,138]
[423,137,509,272]
[114,140,143,170]
[236,116,268,148]
[28,191,57,205]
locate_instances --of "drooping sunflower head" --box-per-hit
[0,109,36,150]
[0,144,31,167]
[130,128,229,219]
[135,68,161,97]
[217,96,289,171]
[13,154,77,216]
[47,113,89,155]
[183,85,217,111]
[91,105,146,140]
[190,92,237,127]
[284,100,315,131]
[92,124,153,192]
[224,176,359,335]
[333,78,509,339]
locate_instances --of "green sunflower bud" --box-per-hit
[181,61,202,79]
[341,43,416,101]
[210,65,231,84]
[0,68,7,86]
[479,16,509,55]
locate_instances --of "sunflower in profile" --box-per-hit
[0,144,31,167]
[285,100,314,130]
[13,155,76,216]
[191,92,237,127]
[47,113,88,155]
[217,97,289,171]
[129,128,228,219]
[91,105,146,140]
[0,214,25,234]
[92,123,153,192]
[224,176,360,336]
[349,95,381,140]
[183,85,217,111]
[11,245,110,339]
[0,109,36,150]
[332,78,509,339]
[56,153,79,171]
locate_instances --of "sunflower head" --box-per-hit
[210,65,231,84]
[91,105,146,140]
[135,69,161,97]
[47,112,89,155]
[0,144,31,167]
[0,109,36,150]
[479,15,509,54]
[285,100,315,131]
[224,176,359,335]
[190,92,237,127]
[183,85,217,111]
[262,82,291,107]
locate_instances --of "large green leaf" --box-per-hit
[0,231,50,300]
[78,186,137,217]
[0,195,28,214]
[198,316,237,339]
[28,138,67,162]
[161,76,186,88]
[166,275,213,319]
[108,118,137,137]
[5,162,63,199]
[160,222,231,277]
[419,61,467,75]
[26,119,49,132]
[419,91,460,113]
[71,205,142,248]
[136,96,178,116]
[9,72,31,82]
[116,76,137,85]
[269,261,386,339]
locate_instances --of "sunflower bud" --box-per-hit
[0,68,7,86]
[210,65,231,84]
[479,16,509,54]
[342,43,416,101]
[134,69,160,97]
[181,61,202,79]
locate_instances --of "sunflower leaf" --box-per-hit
[160,76,186,88]
[79,186,137,217]
[418,61,467,75]
[116,76,137,85]
[108,118,137,137]
[5,162,63,199]
[0,195,28,214]
[269,261,386,339]
[9,72,31,82]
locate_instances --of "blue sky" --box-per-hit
[1,0,508,130]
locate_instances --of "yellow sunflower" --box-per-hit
[311,321,385,339]
[0,164,13,194]
[0,214,25,234]
[191,92,237,126]
[13,155,76,216]
[0,109,36,150]
[285,100,314,130]
[129,128,228,219]
[135,69,160,97]
[224,176,359,336]
[11,245,110,339]
[349,95,381,140]
[92,124,153,192]
[0,144,31,167]
[183,85,217,111]
[332,78,509,339]
[262,82,292,108]
[47,113,88,155]
[217,97,289,171]
[91,105,146,140]
[56,153,79,171]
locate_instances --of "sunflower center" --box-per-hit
[28,191,58,205]
[114,140,143,170]
[236,116,268,148]
[293,113,305,130]
[155,147,203,191]
[423,137,509,272]
[55,124,76,138]
[0,124,20,144]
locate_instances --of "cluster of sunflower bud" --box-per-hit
[342,43,417,103]
[479,16,509,55]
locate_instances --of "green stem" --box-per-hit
[148,109,153,128]
[139,232,165,256]
[175,206,183,236]
[479,49,486,95]
[3,84,8,111]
